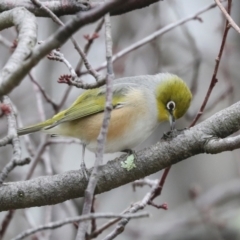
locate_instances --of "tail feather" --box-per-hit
[17,120,53,136]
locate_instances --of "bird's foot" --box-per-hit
[162,128,188,140]
[80,161,89,180]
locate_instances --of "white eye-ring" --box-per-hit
[166,101,176,111]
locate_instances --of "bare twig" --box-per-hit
[75,18,105,76]
[80,2,217,75]
[0,209,15,239]
[89,208,130,239]
[103,180,160,239]
[31,0,102,82]
[215,0,240,34]
[90,197,97,236]
[75,11,115,240]
[190,0,232,126]
[148,167,171,208]
[31,72,54,239]
[0,96,30,185]
[13,212,148,240]
[29,72,58,112]
[23,209,44,240]
[25,135,49,180]
[168,0,201,96]
[58,75,107,89]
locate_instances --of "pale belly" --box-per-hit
[49,105,159,153]
[86,116,159,153]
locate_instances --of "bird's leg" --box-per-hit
[81,143,89,179]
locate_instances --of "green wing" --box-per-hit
[45,83,134,129]
[18,83,136,135]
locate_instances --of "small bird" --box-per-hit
[18,73,192,171]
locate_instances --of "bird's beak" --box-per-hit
[169,112,175,131]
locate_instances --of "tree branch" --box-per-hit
[1,101,240,211]
[215,0,240,34]
[0,0,125,97]
[0,0,163,17]
[13,212,148,240]
[83,2,217,75]
[0,0,90,16]
[0,7,37,96]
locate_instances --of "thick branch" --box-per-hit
[0,0,90,16]
[0,7,37,94]
[0,0,162,17]
[0,101,240,211]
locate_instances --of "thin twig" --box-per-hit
[25,135,49,180]
[168,0,201,96]
[190,0,232,127]
[88,208,130,239]
[80,2,218,75]
[0,96,30,185]
[31,0,102,82]
[29,72,58,112]
[103,180,160,240]
[0,210,15,239]
[147,172,169,210]
[12,212,149,240]
[75,18,105,76]
[75,11,114,240]
[215,0,240,34]
[90,197,97,236]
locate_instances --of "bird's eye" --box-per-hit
[166,101,175,111]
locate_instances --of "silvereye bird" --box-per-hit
[18,73,192,169]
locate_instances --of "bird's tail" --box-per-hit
[17,119,53,136]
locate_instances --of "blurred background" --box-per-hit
[1,0,240,239]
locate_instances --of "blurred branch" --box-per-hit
[1,101,240,210]
[0,7,37,97]
[0,34,12,48]
[215,0,240,34]
[144,179,240,239]
[32,0,103,84]
[0,96,30,185]
[13,212,149,240]
[104,173,168,240]
[75,11,115,240]
[82,2,217,75]
[190,0,232,126]
[88,208,129,239]
[0,209,14,238]
[168,0,201,96]
[29,72,58,112]
[0,0,90,16]
[0,0,163,17]
[0,0,124,97]
[75,18,105,76]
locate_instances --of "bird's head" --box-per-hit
[155,74,192,130]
